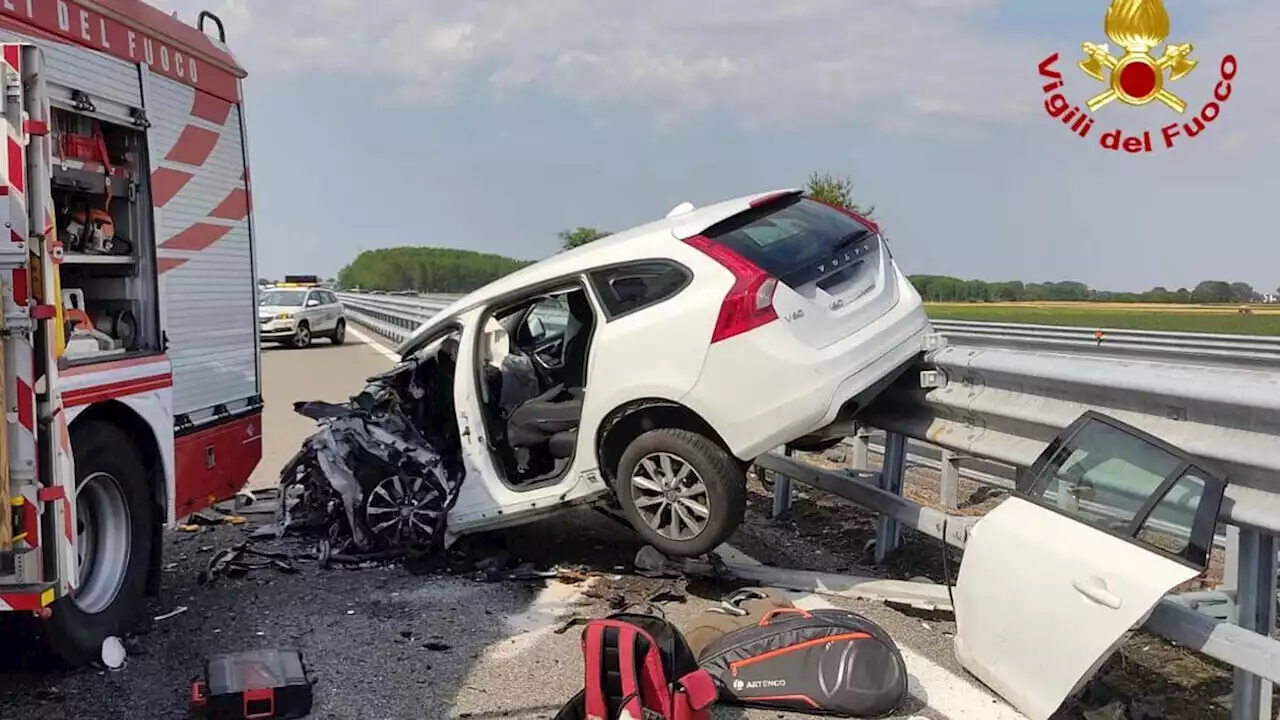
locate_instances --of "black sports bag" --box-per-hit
[697,606,908,717]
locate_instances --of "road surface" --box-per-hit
[0,329,1022,720]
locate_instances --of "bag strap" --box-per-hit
[758,607,813,626]
[583,623,609,719]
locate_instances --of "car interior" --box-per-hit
[475,286,598,487]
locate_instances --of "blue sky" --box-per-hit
[157,0,1279,293]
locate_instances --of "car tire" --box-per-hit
[44,421,153,666]
[288,321,311,349]
[330,319,346,345]
[615,428,746,557]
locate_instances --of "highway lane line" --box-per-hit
[712,544,1025,720]
[346,325,403,362]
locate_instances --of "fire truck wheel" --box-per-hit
[45,421,154,666]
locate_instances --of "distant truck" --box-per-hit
[0,3,262,664]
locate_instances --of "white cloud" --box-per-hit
[155,0,1043,129]
[155,0,1278,139]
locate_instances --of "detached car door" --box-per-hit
[952,411,1225,720]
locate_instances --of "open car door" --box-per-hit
[952,410,1225,720]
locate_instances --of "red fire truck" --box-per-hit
[0,2,261,664]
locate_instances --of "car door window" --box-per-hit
[589,261,690,319]
[1024,414,1224,567]
[1135,468,1215,564]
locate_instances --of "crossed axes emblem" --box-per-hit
[1078,41,1197,113]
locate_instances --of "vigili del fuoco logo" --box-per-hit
[1037,0,1237,153]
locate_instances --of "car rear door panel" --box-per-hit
[954,498,1199,719]
[951,412,1226,720]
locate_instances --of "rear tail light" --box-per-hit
[683,235,778,343]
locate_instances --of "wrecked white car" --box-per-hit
[284,189,931,557]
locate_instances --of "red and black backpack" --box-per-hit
[555,610,719,720]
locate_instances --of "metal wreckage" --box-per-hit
[276,335,542,561]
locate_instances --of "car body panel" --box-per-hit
[687,267,929,459]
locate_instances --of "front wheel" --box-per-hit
[330,319,346,345]
[614,428,746,557]
[44,421,153,666]
[288,322,312,349]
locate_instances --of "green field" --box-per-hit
[925,303,1280,336]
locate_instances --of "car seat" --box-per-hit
[558,291,595,389]
[505,384,583,460]
[503,292,595,474]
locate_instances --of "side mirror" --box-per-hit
[305,299,320,307]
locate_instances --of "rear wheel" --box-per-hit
[330,319,346,345]
[45,421,153,666]
[288,321,312,349]
[615,428,745,557]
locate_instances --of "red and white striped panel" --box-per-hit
[0,45,38,490]
[150,78,250,274]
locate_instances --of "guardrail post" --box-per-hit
[771,447,793,519]
[1231,528,1277,720]
[874,432,907,563]
[852,425,871,470]
[1223,525,1240,592]
[939,449,961,510]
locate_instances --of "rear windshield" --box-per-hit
[703,196,876,279]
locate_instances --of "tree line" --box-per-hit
[332,172,1275,303]
[336,247,532,293]
[908,277,1267,304]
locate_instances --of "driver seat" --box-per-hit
[505,384,583,459]
[504,292,595,461]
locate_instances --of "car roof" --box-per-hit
[396,187,801,355]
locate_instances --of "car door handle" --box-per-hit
[1072,577,1122,609]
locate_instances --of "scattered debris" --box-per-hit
[154,606,189,622]
[422,641,451,652]
[634,545,682,578]
[198,542,300,585]
[176,513,249,533]
[100,636,126,671]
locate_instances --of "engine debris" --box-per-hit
[278,356,463,558]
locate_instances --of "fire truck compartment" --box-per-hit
[51,107,161,364]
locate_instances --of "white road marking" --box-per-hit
[489,577,598,661]
[346,325,403,362]
[714,545,1026,720]
[348,323,1022,718]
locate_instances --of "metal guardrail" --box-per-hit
[929,319,1280,368]
[338,291,1280,718]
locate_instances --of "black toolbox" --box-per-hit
[192,648,314,719]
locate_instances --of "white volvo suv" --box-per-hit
[390,188,932,556]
